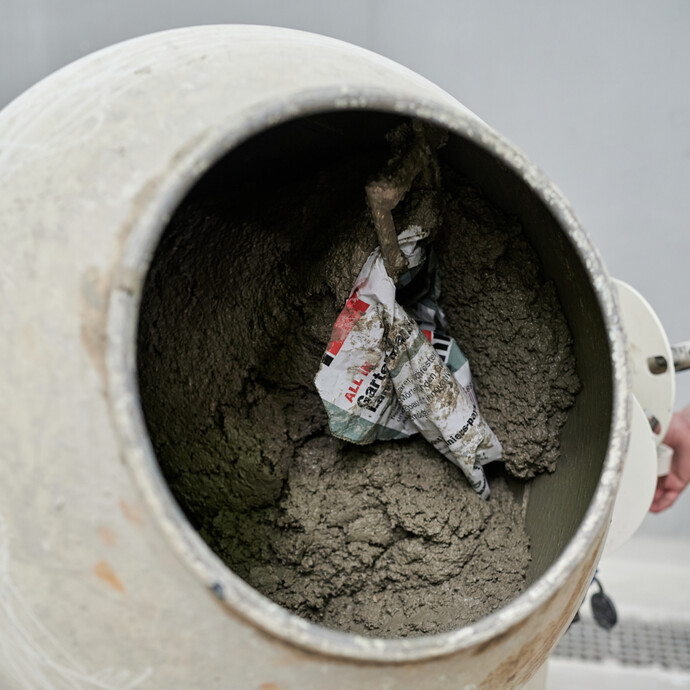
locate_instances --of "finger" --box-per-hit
[664,414,690,456]
[650,477,669,512]
[650,488,680,513]
[663,420,681,449]
[650,477,666,505]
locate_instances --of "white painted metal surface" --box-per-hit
[603,397,658,556]
[0,25,630,690]
[614,279,675,443]
[601,279,678,556]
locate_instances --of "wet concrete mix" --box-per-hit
[137,122,580,637]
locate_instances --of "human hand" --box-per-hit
[650,405,690,513]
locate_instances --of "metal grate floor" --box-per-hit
[554,619,690,671]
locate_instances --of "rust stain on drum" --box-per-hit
[97,526,117,547]
[94,560,125,593]
[119,499,145,526]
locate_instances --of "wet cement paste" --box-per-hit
[137,121,580,637]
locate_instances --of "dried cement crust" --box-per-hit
[136,135,579,637]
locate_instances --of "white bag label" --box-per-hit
[315,226,502,499]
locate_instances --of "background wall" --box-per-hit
[2,0,688,537]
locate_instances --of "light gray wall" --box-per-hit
[2,0,689,536]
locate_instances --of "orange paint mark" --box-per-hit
[119,500,145,526]
[93,561,125,592]
[259,684,282,690]
[96,526,117,547]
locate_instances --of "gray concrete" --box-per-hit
[2,0,688,533]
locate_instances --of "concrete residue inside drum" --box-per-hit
[136,112,580,638]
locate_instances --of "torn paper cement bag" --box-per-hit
[315,226,502,499]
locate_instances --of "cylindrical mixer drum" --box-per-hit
[0,25,629,690]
